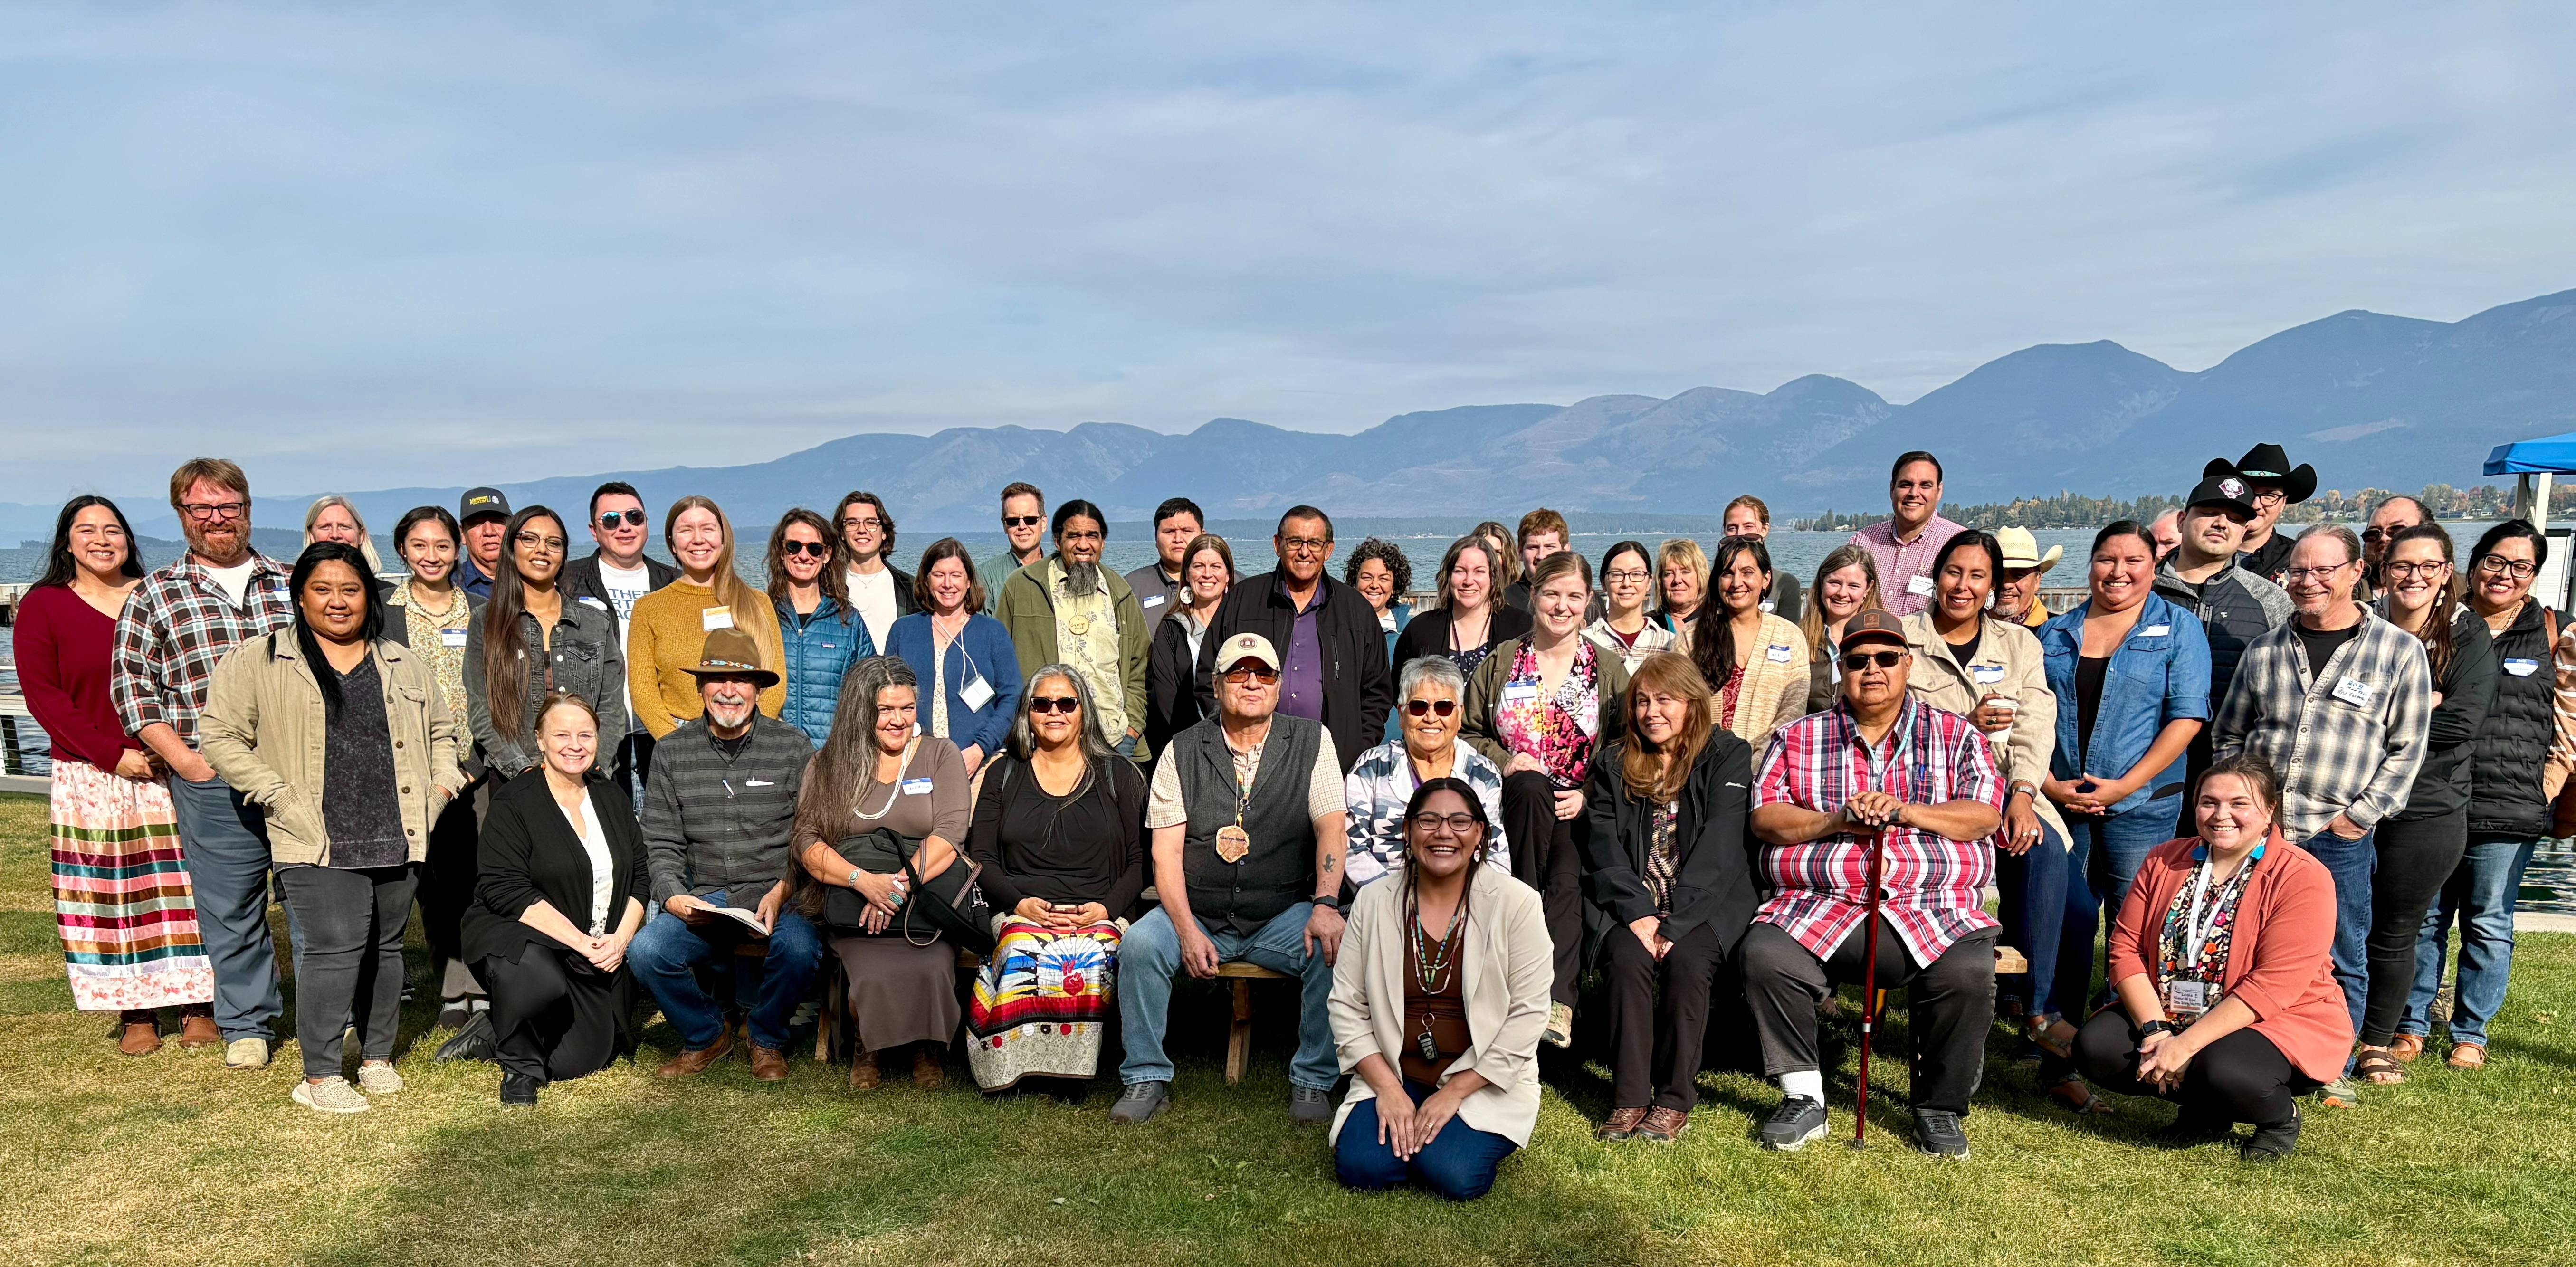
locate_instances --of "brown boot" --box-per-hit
[118,1011,162,1057]
[655,1029,735,1078]
[849,1048,881,1091]
[1594,1106,1648,1142]
[177,1008,220,1049]
[911,1045,945,1090]
[1636,1106,1691,1143]
[750,1044,789,1083]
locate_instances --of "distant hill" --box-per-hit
[19,287,2569,542]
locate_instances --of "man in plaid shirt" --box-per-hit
[1741,609,2005,1158]
[111,458,295,1067]
[2213,526,2430,1103]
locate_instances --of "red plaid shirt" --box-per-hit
[1752,695,2004,965]
[111,554,294,750]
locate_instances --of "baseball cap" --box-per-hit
[458,487,512,525]
[2185,473,2257,520]
[1215,632,1281,672]
[1836,609,1909,652]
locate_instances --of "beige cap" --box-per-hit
[1214,632,1281,672]
[1994,526,2063,573]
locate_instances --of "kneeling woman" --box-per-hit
[1582,652,1757,1141]
[460,692,649,1105]
[2073,755,2352,1161]
[964,665,1148,1090]
[1328,780,1551,1201]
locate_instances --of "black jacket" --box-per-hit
[2390,607,2499,823]
[1390,606,1535,681]
[1580,733,1759,947]
[559,550,680,616]
[2468,600,2573,839]
[460,773,651,963]
[1194,569,1392,775]
[1145,615,1207,756]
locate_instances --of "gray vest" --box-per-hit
[1176,714,1321,936]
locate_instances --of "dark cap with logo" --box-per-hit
[1837,608,1909,652]
[458,487,512,526]
[2185,473,2258,520]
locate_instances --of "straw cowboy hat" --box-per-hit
[1992,527,2062,574]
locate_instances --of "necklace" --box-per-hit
[1408,887,1466,993]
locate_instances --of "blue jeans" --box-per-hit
[1117,904,1336,1090]
[2301,827,2376,1044]
[170,773,293,1042]
[630,892,824,1052]
[2054,805,2177,1014]
[1996,821,2070,1017]
[1335,1080,1519,1201]
[2402,836,2538,1047]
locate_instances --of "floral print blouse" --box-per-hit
[1493,638,1604,789]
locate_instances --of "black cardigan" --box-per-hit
[1390,605,1535,682]
[2389,607,2498,823]
[1145,614,1205,757]
[1579,733,1759,947]
[460,772,651,963]
[1193,568,1393,775]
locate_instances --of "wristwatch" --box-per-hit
[2138,1019,2179,1038]
[2009,780,2038,800]
[1310,894,1342,913]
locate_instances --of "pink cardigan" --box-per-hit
[2106,832,2354,1082]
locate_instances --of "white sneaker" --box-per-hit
[224,1037,271,1070]
[356,1062,404,1095]
[292,1076,371,1114]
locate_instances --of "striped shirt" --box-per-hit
[1751,696,2004,965]
[2211,607,2432,838]
[110,554,294,750]
[1847,514,1965,618]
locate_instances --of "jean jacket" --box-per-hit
[2037,592,2213,818]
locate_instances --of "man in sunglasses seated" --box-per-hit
[1741,609,2006,1159]
[560,481,682,793]
[1341,656,1511,888]
[1114,633,1353,1126]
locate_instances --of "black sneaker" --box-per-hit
[1288,1085,1335,1124]
[2242,1103,2301,1163]
[1108,1080,1171,1124]
[1911,1109,1971,1159]
[500,1071,542,1108]
[1761,1096,1829,1151]
[434,1011,497,1063]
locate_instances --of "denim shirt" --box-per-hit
[2037,592,2213,816]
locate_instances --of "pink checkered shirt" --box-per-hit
[1847,514,1965,618]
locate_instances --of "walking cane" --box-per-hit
[1851,822,1886,1150]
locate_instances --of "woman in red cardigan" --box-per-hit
[2073,753,2352,1162]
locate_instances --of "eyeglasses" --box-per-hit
[1403,698,1459,718]
[2476,555,2539,580]
[2384,561,2449,580]
[514,532,568,552]
[1603,569,1651,585]
[1027,696,1081,714]
[1278,536,1332,554]
[181,501,247,521]
[1840,650,1906,672]
[1223,665,1281,685]
[1003,515,1044,529]
[840,516,882,532]
[777,540,832,558]
[1408,812,1482,835]
[2248,487,2288,505]
[597,509,645,529]
[2280,561,2353,583]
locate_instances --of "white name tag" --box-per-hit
[1500,683,1540,706]
[1766,643,1794,663]
[2505,657,2541,678]
[1907,573,1937,598]
[1970,664,2005,685]
[701,606,734,632]
[439,629,469,648]
[2332,675,2377,708]
[577,595,609,610]
[900,778,935,795]
[1141,593,1166,609]
[1759,599,1777,614]
[2142,624,2170,637]
[959,670,995,711]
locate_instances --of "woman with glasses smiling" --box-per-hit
[466,506,628,781]
[1583,540,1678,674]
[1344,657,1510,890]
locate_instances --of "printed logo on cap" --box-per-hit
[2220,477,2245,498]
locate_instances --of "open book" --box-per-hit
[697,903,771,936]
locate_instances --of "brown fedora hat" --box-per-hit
[684,626,780,687]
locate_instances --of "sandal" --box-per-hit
[2448,1042,2487,1071]
[2387,1033,2425,1064]
[2027,1016,2078,1061]
[2354,1048,2405,1085]
[2045,1076,2112,1116]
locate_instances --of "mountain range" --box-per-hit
[19,287,2576,543]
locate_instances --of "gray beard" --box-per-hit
[1060,558,1102,596]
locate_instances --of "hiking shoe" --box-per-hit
[292,1076,370,1114]
[1543,1002,1574,1049]
[356,1062,404,1095]
[1761,1096,1828,1151]
[1636,1106,1690,1143]
[500,1071,542,1108]
[1288,1085,1335,1124]
[2318,1077,2360,1108]
[1109,1080,1171,1124]
[1595,1107,1649,1142]
[2243,1103,2302,1162]
[224,1037,271,1070]
[1911,1109,1971,1159]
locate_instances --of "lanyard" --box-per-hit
[2180,860,2230,971]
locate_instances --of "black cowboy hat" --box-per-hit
[2202,443,2317,505]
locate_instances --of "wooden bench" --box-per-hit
[1217,962,1291,1085]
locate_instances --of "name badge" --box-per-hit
[1766,643,1794,663]
[577,595,609,610]
[1759,599,1777,614]
[1141,593,1166,609]
[439,629,469,648]
[959,670,996,711]
[1970,664,2005,685]
[2331,675,2377,708]
[1907,573,1937,599]
[2505,657,2541,678]
[2163,978,2211,1019]
[1499,682,1540,706]
[899,778,935,796]
[701,606,734,632]
[2142,624,2170,637]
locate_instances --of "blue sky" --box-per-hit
[5,1,2573,504]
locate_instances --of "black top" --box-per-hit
[462,774,651,963]
[2467,601,2574,838]
[2391,608,2499,823]
[2293,620,2365,686]
[2075,656,2110,769]
[1391,606,1535,683]
[1145,613,1208,756]
[967,754,1149,916]
[321,656,407,869]
[1950,625,1983,672]
[2239,532,2299,585]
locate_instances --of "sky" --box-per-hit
[4,1,2574,505]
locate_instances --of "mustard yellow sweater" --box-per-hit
[626,580,787,737]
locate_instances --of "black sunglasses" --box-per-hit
[1223,665,1281,685]
[1841,649,1905,672]
[1404,698,1459,718]
[597,509,645,529]
[1003,515,1044,529]
[1028,695,1081,714]
[777,540,832,558]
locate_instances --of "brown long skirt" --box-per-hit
[832,934,960,1051]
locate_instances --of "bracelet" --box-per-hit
[846,868,863,889]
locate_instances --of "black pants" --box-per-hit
[2364,808,2469,1046]
[1600,920,1727,1111]
[2074,1008,2315,1126]
[1501,772,1584,1007]
[277,863,419,1080]
[476,943,633,1084]
[1742,919,1997,1116]
[419,788,487,1002]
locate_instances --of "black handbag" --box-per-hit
[821,828,995,956]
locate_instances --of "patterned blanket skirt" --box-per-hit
[965,918,1121,1091]
[50,760,213,1011]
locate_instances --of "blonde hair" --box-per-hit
[664,495,779,670]
[1620,652,1715,804]
[1799,544,1882,653]
[303,495,384,574]
[1656,539,1708,619]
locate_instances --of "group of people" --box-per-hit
[15,440,2563,1199]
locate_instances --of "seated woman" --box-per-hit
[1344,656,1510,888]
[2073,755,2352,1162]
[1582,652,1757,1142]
[1328,779,1551,1201]
[792,657,974,1090]
[459,692,649,1106]
[963,665,1148,1091]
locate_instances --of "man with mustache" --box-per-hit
[993,498,1152,758]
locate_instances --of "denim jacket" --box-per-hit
[2038,592,2213,817]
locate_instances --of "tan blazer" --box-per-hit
[1900,611,2068,845]
[1328,863,1552,1146]
[1706,612,1811,745]
[200,632,466,867]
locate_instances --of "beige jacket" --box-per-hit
[200,631,466,867]
[1705,612,1811,745]
[1328,863,1552,1146]
[1901,611,2069,845]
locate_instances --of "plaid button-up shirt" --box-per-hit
[1848,514,1965,618]
[2212,607,2431,838]
[111,554,295,751]
[1752,695,2004,965]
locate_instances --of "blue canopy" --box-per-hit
[2488,433,2576,475]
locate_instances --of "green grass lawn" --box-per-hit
[2,790,2572,1266]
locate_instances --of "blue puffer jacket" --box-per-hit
[775,595,871,747]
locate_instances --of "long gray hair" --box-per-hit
[793,657,922,855]
[1008,664,1116,764]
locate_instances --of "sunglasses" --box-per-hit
[777,540,832,559]
[1841,649,1905,672]
[1223,665,1281,685]
[1003,515,1044,529]
[597,509,645,529]
[1028,695,1081,714]
[1403,698,1459,718]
